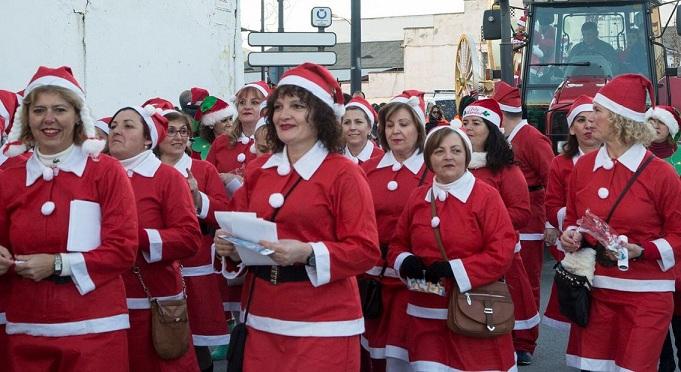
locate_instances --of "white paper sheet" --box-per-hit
[66,200,102,252]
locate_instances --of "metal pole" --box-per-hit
[350,0,361,94]
[269,0,284,84]
[499,0,513,84]
[260,0,265,81]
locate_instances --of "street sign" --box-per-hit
[248,51,337,67]
[248,32,336,47]
[311,7,332,28]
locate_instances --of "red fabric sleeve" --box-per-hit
[499,166,531,230]
[545,156,567,228]
[200,161,230,227]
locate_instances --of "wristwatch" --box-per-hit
[53,254,63,276]
[306,252,316,267]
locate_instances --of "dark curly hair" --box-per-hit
[481,119,515,172]
[265,85,343,154]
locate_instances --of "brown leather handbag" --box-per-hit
[429,190,515,338]
[134,266,190,360]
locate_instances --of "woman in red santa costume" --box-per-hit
[206,81,271,181]
[342,96,383,164]
[388,126,517,371]
[543,95,600,331]
[214,62,380,371]
[193,96,237,160]
[156,108,230,372]
[108,104,202,371]
[461,98,539,365]
[359,90,431,371]
[0,66,137,371]
[559,74,681,371]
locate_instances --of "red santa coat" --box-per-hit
[343,140,384,165]
[205,133,255,174]
[228,142,380,371]
[0,152,27,361]
[543,152,582,330]
[121,150,201,371]
[169,153,230,346]
[507,120,554,308]
[388,171,517,371]
[359,150,431,362]
[563,144,681,371]
[0,147,137,371]
[470,164,540,352]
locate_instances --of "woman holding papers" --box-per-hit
[388,126,517,371]
[0,66,137,371]
[559,75,681,371]
[157,110,230,371]
[215,63,380,371]
[359,90,430,371]
[108,104,201,371]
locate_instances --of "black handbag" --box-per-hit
[226,176,303,372]
[554,154,654,327]
[553,261,591,327]
[358,263,386,319]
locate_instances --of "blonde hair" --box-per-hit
[608,110,656,146]
[228,86,265,146]
[19,86,86,147]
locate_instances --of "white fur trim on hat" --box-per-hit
[130,106,160,149]
[646,107,679,138]
[425,125,473,156]
[94,120,110,135]
[201,106,237,127]
[391,96,426,125]
[243,83,270,98]
[498,102,522,113]
[279,75,340,118]
[567,104,593,128]
[463,106,502,128]
[593,93,645,123]
[254,117,268,133]
[346,102,375,126]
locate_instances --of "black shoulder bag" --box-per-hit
[357,166,429,319]
[227,176,303,372]
[554,154,654,327]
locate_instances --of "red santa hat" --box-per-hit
[237,81,272,99]
[462,98,504,131]
[492,81,522,113]
[0,89,20,139]
[391,90,427,126]
[278,63,345,120]
[3,66,105,157]
[345,96,378,126]
[566,95,594,127]
[645,105,680,139]
[593,73,653,123]
[118,105,168,149]
[517,15,527,28]
[190,87,210,106]
[142,97,178,116]
[94,117,111,135]
[195,96,237,127]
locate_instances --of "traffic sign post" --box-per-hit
[311,7,332,28]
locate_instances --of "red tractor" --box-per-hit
[486,0,681,152]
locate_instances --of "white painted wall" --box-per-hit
[326,15,435,43]
[0,0,242,118]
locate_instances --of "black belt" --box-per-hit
[47,275,72,284]
[252,265,308,285]
[528,185,544,192]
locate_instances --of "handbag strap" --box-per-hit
[133,265,187,302]
[430,189,449,261]
[242,174,304,322]
[604,154,654,223]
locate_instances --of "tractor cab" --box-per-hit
[517,0,672,151]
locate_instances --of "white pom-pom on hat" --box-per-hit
[269,193,284,208]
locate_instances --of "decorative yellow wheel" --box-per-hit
[455,34,481,104]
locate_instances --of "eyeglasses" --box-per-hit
[167,127,190,137]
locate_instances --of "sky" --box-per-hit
[240,0,465,32]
